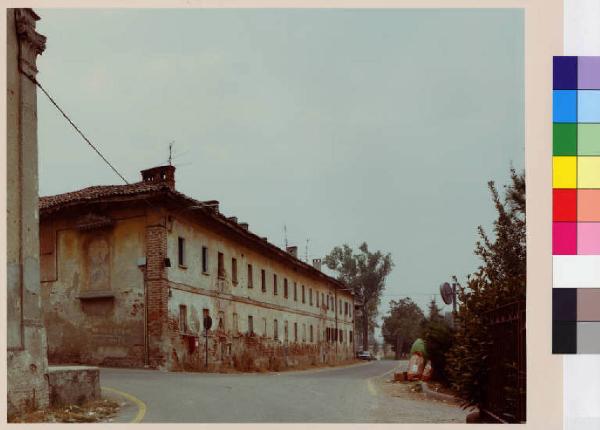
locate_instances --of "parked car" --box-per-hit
[356,351,374,361]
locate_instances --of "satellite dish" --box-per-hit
[440,282,454,305]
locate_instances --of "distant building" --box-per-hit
[39,166,355,371]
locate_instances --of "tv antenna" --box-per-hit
[283,224,288,249]
[168,141,175,166]
[305,238,310,262]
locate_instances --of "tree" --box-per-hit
[381,297,424,355]
[426,298,443,323]
[446,168,526,410]
[324,242,393,351]
[421,298,453,382]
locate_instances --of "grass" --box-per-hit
[8,398,121,423]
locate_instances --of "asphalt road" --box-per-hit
[100,360,467,423]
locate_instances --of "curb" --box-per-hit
[419,381,460,403]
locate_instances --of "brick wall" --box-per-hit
[145,223,169,368]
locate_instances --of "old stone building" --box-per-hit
[39,166,355,371]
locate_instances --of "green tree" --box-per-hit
[426,298,443,322]
[381,297,424,354]
[421,298,453,382]
[324,243,393,351]
[446,168,526,410]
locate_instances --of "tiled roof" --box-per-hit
[39,179,351,293]
[39,182,169,211]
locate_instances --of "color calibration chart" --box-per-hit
[553,56,600,354]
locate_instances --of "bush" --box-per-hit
[422,319,453,383]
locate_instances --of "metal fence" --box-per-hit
[481,300,526,423]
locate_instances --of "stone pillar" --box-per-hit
[7,8,50,416]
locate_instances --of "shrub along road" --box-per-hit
[101,360,467,423]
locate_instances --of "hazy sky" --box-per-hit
[36,9,524,333]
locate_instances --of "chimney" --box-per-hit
[312,258,322,271]
[286,246,298,258]
[228,216,238,223]
[239,222,249,230]
[140,165,176,190]
[203,200,220,213]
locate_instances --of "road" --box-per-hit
[101,360,468,423]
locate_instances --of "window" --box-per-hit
[232,258,238,284]
[202,308,210,330]
[294,282,297,301]
[302,285,305,304]
[284,279,288,299]
[310,325,313,343]
[349,304,352,318]
[261,269,266,292]
[179,304,187,332]
[321,293,324,307]
[218,252,225,279]
[326,295,330,310]
[309,288,313,306]
[202,246,208,273]
[284,321,289,342]
[339,299,342,315]
[178,237,185,266]
[344,302,348,315]
[248,316,254,334]
[262,318,267,336]
[340,329,343,343]
[350,330,353,343]
[233,313,239,333]
[247,264,253,288]
[273,274,278,295]
[218,311,225,330]
[294,322,298,341]
[274,319,278,340]
[316,292,319,307]
[302,324,306,342]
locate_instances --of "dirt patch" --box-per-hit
[423,381,458,398]
[8,398,121,423]
[379,378,463,407]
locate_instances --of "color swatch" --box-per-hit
[553,289,600,354]
[553,56,600,354]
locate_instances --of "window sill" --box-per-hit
[232,281,239,286]
[218,275,225,280]
[180,331,197,338]
[202,271,210,276]
[178,264,188,270]
[77,291,115,300]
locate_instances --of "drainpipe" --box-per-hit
[141,267,149,367]
[334,288,338,357]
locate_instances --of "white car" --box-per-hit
[356,351,374,361]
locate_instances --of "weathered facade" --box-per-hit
[39,166,355,371]
[7,8,50,415]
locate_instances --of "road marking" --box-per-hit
[102,386,147,423]
[366,363,403,396]
[367,378,378,395]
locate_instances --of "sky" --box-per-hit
[35,9,524,338]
